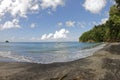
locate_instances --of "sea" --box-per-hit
[0,42,105,64]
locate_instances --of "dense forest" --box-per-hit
[79,0,120,42]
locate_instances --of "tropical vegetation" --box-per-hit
[79,0,120,42]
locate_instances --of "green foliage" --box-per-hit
[79,2,120,42]
[79,25,106,42]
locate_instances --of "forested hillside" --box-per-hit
[79,0,120,42]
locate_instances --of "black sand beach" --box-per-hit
[0,43,120,80]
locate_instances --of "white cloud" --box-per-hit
[40,0,65,10]
[83,0,107,13]
[41,34,47,40]
[41,33,53,40]
[53,28,69,39]
[31,4,39,10]
[90,17,108,26]
[91,21,98,25]
[41,28,69,40]
[77,22,86,28]
[58,22,63,26]
[101,18,108,24]
[30,23,36,28]
[47,33,53,39]
[57,21,88,28]
[0,19,21,30]
[65,21,75,27]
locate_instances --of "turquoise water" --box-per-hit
[0,42,105,63]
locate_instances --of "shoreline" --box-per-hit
[0,43,105,64]
[0,43,120,80]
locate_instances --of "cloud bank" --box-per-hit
[0,0,65,18]
[0,0,39,18]
[0,0,65,30]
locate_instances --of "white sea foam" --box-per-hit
[72,43,106,60]
[0,51,32,62]
[36,43,106,64]
[0,43,106,64]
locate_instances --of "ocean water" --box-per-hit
[0,42,105,64]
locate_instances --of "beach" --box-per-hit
[0,43,120,80]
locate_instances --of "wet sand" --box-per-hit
[0,43,120,80]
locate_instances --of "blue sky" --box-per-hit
[0,0,114,42]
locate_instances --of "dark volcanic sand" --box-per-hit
[0,43,120,80]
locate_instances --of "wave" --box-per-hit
[35,43,106,64]
[0,43,106,64]
[42,43,106,63]
[72,43,106,60]
[0,51,32,62]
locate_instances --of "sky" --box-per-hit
[0,0,114,42]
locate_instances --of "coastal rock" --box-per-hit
[5,41,9,43]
